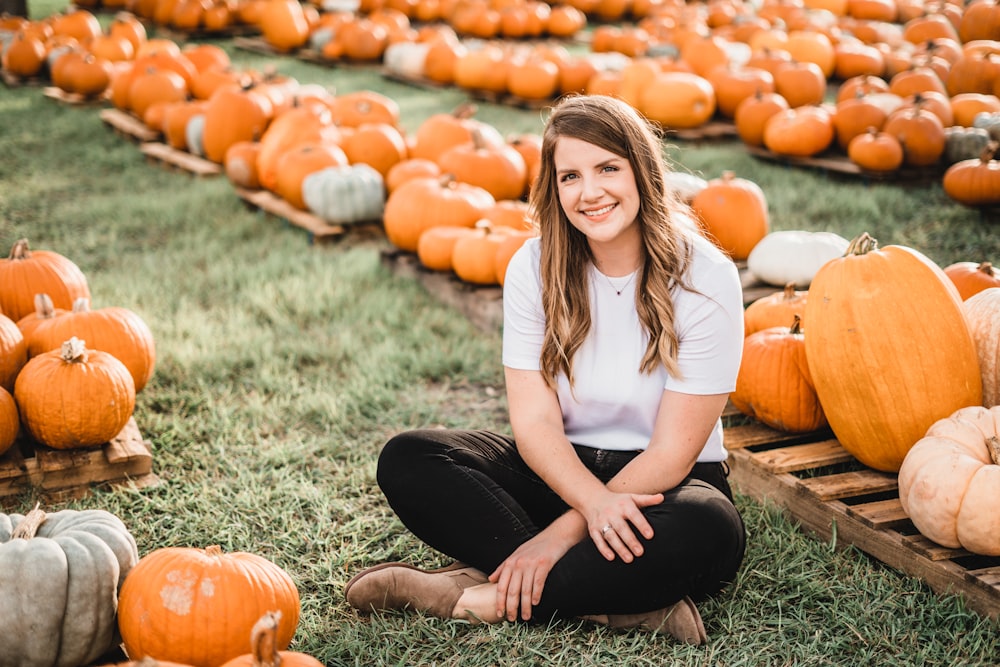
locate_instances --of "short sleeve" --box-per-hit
[502,238,545,371]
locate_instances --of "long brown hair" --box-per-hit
[528,94,696,388]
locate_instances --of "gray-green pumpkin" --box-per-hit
[944,125,992,164]
[0,506,139,667]
[302,163,385,224]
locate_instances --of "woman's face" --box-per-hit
[553,136,641,256]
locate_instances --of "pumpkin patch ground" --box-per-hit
[3,0,1000,663]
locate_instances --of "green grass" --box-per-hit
[2,3,999,664]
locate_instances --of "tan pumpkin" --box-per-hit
[0,505,139,667]
[804,233,983,472]
[962,287,1000,408]
[0,312,27,394]
[690,171,770,261]
[898,405,1000,555]
[14,337,136,450]
[118,545,301,667]
[0,238,90,322]
[731,315,828,433]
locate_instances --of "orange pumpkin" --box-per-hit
[258,0,310,51]
[731,315,828,433]
[383,175,496,252]
[0,313,27,393]
[14,337,136,450]
[942,142,1000,208]
[273,143,350,210]
[804,232,983,472]
[690,171,770,261]
[201,83,274,165]
[436,129,527,202]
[0,239,90,322]
[0,386,19,457]
[417,225,478,272]
[734,90,790,147]
[743,283,808,337]
[847,128,904,172]
[219,612,322,667]
[224,140,263,190]
[117,545,301,667]
[943,261,1000,300]
[15,293,68,343]
[26,297,156,393]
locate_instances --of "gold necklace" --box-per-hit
[603,271,636,295]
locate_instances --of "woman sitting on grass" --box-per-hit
[344,94,747,645]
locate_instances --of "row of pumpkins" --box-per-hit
[0,504,317,666]
[0,239,156,456]
[729,228,1000,557]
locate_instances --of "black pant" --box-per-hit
[377,429,746,621]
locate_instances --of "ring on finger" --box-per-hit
[601,524,612,535]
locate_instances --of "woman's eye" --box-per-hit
[602,165,619,173]
[559,173,577,183]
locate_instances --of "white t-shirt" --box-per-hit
[502,232,744,462]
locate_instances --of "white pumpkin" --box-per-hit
[664,171,708,203]
[303,163,386,224]
[185,113,205,157]
[383,41,430,81]
[747,230,849,288]
[962,287,1000,408]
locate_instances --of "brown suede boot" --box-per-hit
[344,562,489,619]
[606,596,708,645]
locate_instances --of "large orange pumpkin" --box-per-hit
[0,386,18,457]
[804,233,983,472]
[117,545,301,667]
[382,175,496,252]
[0,313,27,393]
[0,239,90,322]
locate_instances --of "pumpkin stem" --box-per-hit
[33,293,57,318]
[10,502,45,540]
[8,238,30,261]
[978,261,995,277]
[789,314,802,335]
[845,232,878,256]
[250,611,283,667]
[71,296,91,313]
[782,283,797,300]
[60,336,89,364]
[451,101,478,120]
[987,436,1000,466]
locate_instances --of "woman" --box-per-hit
[345,94,746,645]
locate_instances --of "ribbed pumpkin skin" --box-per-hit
[0,313,27,393]
[118,546,301,667]
[804,234,983,472]
[962,287,1000,408]
[14,340,136,450]
[0,386,18,456]
[0,239,90,321]
[28,298,156,392]
[0,507,139,667]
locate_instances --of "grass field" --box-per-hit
[2,1,999,664]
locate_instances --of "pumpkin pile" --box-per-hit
[0,238,156,454]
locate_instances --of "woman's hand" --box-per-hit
[586,491,664,563]
[489,528,575,622]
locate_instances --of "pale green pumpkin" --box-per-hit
[0,506,139,667]
[302,163,385,224]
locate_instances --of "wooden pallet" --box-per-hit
[0,417,160,507]
[99,108,160,143]
[2,70,45,87]
[42,86,109,107]
[232,35,301,57]
[140,142,221,177]
[235,187,382,244]
[723,420,1000,620]
[746,144,944,182]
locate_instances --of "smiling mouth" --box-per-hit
[582,203,617,217]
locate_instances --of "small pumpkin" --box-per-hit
[943,261,1000,300]
[0,238,90,322]
[0,386,18,457]
[743,283,808,337]
[117,545,301,667]
[690,171,769,261]
[746,230,849,288]
[731,315,828,433]
[14,337,136,450]
[897,405,1000,555]
[0,504,139,667]
[962,287,1000,408]
[219,611,323,667]
[942,141,1000,208]
[302,163,386,224]
[943,125,992,164]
